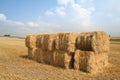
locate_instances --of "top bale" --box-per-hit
[76,31,110,53]
[55,32,79,52]
[36,34,43,48]
[91,31,110,53]
[25,34,37,48]
[42,34,57,51]
[37,33,57,51]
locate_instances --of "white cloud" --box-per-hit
[0,13,6,20]
[80,0,86,3]
[1,1,120,36]
[45,7,66,17]
[45,10,55,16]
[70,2,95,27]
[27,22,39,27]
[71,3,91,19]
[57,0,74,6]
[0,0,96,36]
[7,20,25,27]
[55,7,66,16]
[89,0,94,2]
[0,13,63,36]
[88,7,95,12]
[76,0,94,4]
[81,20,91,27]
[44,0,95,27]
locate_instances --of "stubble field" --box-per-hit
[0,37,120,80]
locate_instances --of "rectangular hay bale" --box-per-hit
[36,34,56,51]
[53,50,74,69]
[34,48,43,62]
[55,32,79,52]
[76,31,109,53]
[36,34,43,48]
[42,50,54,65]
[28,48,37,59]
[74,50,108,73]
[25,35,37,48]
[35,48,54,65]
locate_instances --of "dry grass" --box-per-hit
[0,37,120,80]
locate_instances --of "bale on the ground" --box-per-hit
[25,31,109,73]
[34,48,43,62]
[53,50,74,69]
[35,48,54,65]
[76,31,109,53]
[42,50,54,65]
[25,35,37,48]
[28,48,37,59]
[55,32,79,52]
[33,49,74,69]
[74,50,108,73]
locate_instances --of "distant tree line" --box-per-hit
[4,34,11,37]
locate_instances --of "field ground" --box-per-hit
[0,37,120,80]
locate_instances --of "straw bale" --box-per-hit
[36,34,43,48]
[91,31,110,53]
[53,50,73,69]
[41,34,49,50]
[25,35,37,48]
[38,34,56,51]
[35,48,54,65]
[74,50,93,72]
[76,31,109,53]
[76,32,93,51]
[87,52,108,73]
[47,34,57,51]
[74,50,108,73]
[34,48,44,62]
[47,34,56,51]
[55,32,79,52]
[42,50,54,65]
[28,48,37,59]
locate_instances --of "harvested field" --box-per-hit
[0,37,120,80]
[75,31,109,73]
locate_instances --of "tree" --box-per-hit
[4,34,11,37]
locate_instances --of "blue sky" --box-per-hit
[0,0,120,36]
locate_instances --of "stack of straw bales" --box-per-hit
[25,33,77,69]
[34,34,56,65]
[25,31,109,73]
[54,32,79,68]
[74,31,109,73]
